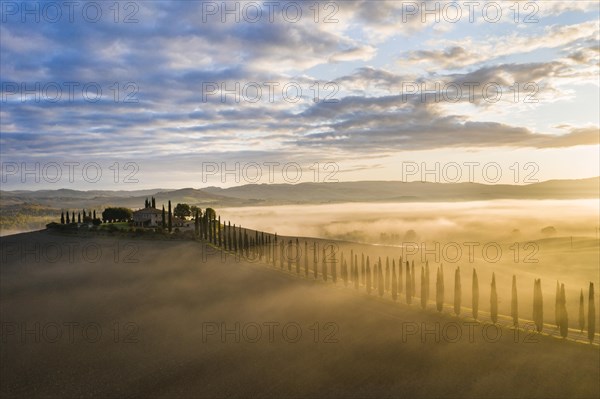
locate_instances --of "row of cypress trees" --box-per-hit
[60,209,98,224]
[145,205,600,345]
[231,236,598,344]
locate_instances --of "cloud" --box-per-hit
[0,0,598,187]
[402,21,599,69]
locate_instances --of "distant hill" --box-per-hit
[2,178,598,210]
[202,177,600,204]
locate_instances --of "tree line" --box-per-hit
[216,232,597,344]
[60,209,102,225]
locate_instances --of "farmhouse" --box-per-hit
[132,207,162,227]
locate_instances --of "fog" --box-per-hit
[219,199,600,327]
[219,200,599,244]
[1,232,598,398]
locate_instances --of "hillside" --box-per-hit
[203,177,600,204]
[2,177,598,209]
[1,231,598,398]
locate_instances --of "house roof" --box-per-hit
[133,207,162,215]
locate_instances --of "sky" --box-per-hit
[1,0,599,190]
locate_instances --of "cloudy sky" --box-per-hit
[1,0,599,189]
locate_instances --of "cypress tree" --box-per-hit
[207,215,212,242]
[420,267,426,309]
[206,215,210,240]
[294,242,301,274]
[66,212,70,223]
[350,250,354,283]
[167,201,172,233]
[366,257,372,294]
[331,247,337,283]
[579,289,585,332]
[398,257,403,294]
[406,261,411,304]
[533,279,539,331]
[533,279,544,333]
[559,283,568,338]
[72,212,75,223]
[271,234,276,265]
[441,264,445,309]
[436,266,443,312]
[228,221,232,250]
[161,206,166,229]
[391,260,398,301]
[425,260,429,305]
[373,258,378,291]
[322,247,328,281]
[313,242,318,279]
[295,238,299,271]
[454,267,461,316]
[588,282,595,344]
[472,269,479,320]
[152,197,156,208]
[385,257,390,292]
[218,216,222,247]
[411,260,416,298]
[511,275,518,327]
[194,210,199,237]
[354,254,358,284]
[304,241,309,277]
[287,240,293,271]
[377,258,383,296]
[78,212,81,223]
[233,224,238,252]
[61,212,65,224]
[555,281,560,328]
[490,272,498,324]
[200,214,204,238]
[93,210,96,220]
[342,252,348,286]
[82,209,86,220]
[361,254,365,285]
